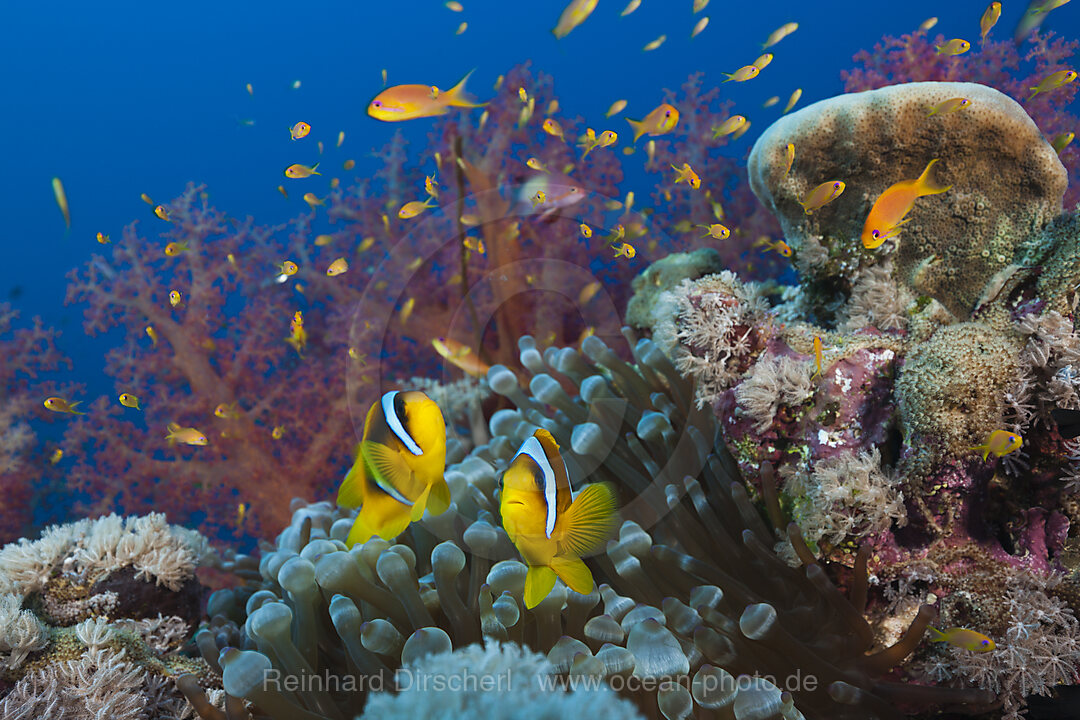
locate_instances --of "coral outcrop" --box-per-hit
[748,81,1068,318]
[0,514,221,719]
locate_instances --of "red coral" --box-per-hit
[842,29,1080,207]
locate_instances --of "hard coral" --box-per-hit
[748,81,1067,318]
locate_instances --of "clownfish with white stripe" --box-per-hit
[500,429,618,609]
[337,390,450,546]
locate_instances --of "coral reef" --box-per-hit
[748,81,1067,319]
[0,514,221,719]
[180,332,992,720]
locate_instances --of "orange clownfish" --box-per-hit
[337,390,450,546]
[500,429,618,609]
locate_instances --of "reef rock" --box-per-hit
[748,81,1067,318]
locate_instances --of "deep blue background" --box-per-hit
[2,0,1075,399]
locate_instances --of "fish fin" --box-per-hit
[625,118,645,142]
[427,480,452,516]
[311,163,320,175]
[443,68,485,108]
[927,626,947,642]
[346,515,377,547]
[375,511,413,541]
[361,441,415,505]
[549,555,594,596]
[914,159,951,195]
[557,482,618,557]
[524,565,558,609]
[410,483,432,521]
[337,445,367,508]
[69,401,86,415]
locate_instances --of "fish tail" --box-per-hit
[1028,87,1041,100]
[557,482,618,557]
[311,163,321,175]
[927,626,947,642]
[626,118,646,142]
[915,159,951,196]
[524,565,558,609]
[444,68,486,108]
[549,555,595,596]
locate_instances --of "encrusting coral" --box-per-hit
[179,331,993,720]
[0,514,225,719]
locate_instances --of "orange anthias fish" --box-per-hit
[812,336,823,379]
[969,429,1022,460]
[290,121,311,140]
[284,163,321,179]
[367,70,485,121]
[500,429,618,608]
[285,310,307,355]
[928,627,996,652]
[861,159,951,249]
[626,103,679,141]
[980,2,1001,40]
[432,337,491,377]
[800,180,845,214]
[1028,69,1077,99]
[166,423,208,446]
[44,397,85,415]
[337,390,450,545]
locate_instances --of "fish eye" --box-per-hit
[872,230,880,238]
[373,100,382,107]
[664,110,671,116]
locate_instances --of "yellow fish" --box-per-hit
[919,17,938,32]
[154,205,171,221]
[691,17,709,38]
[290,121,311,140]
[119,393,141,410]
[711,115,746,139]
[1030,0,1072,13]
[272,425,286,440]
[166,423,208,446]
[800,180,846,214]
[626,103,679,141]
[783,143,795,179]
[446,1,464,10]
[140,193,155,206]
[580,223,593,238]
[424,174,439,198]
[980,3,1001,40]
[552,0,598,39]
[303,192,324,210]
[861,159,951,248]
[44,397,84,415]
[969,429,1022,460]
[1029,69,1077,99]
[169,290,183,307]
[928,627,996,652]
[236,503,248,530]
[579,281,602,305]
[164,242,188,256]
[246,83,253,95]
[500,429,618,608]
[96,232,110,244]
[52,177,70,230]
[783,88,802,114]
[432,337,491,377]
[724,65,760,83]
[927,97,971,116]
[284,163,321,179]
[606,99,627,118]
[50,448,63,464]
[542,118,565,141]
[338,390,451,545]
[400,297,415,325]
[277,185,288,199]
[398,198,435,219]
[279,260,299,275]
[526,158,549,173]
[812,336,823,379]
[935,38,971,56]
[643,35,666,52]
[693,0,708,11]
[620,0,640,15]
[368,71,484,121]
[613,242,636,258]
[343,159,356,171]
[1052,132,1075,154]
[671,162,701,189]
[597,130,618,148]
[699,223,730,240]
[326,257,349,276]
[753,53,774,70]
[763,21,798,48]
[763,96,780,108]
[757,238,793,258]
[215,402,240,419]
[463,236,485,254]
[285,310,307,355]
[146,325,159,346]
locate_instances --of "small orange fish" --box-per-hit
[935,38,971,56]
[327,257,349,276]
[968,429,1022,460]
[812,336,823,379]
[861,159,951,248]
[543,118,565,141]
[580,223,593,238]
[782,143,795,179]
[626,103,679,141]
[164,242,188,257]
[928,627,996,652]
[432,337,491,377]
[800,180,845,214]
[285,310,307,355]
[119,393,141,410]
[169,290,183,307]
[723,65,760,83]
[711,115,746,139]
[980,3,1001,40]
[368,70,485,121]
[272,425,286,440]
[303,192,324,210]
[699,223,730,240]
[96,232,110,244]
[398,198,435,219]
[671,162,701,189]
[613,242,636,258]
[154,205,171,221]
[146,325,159,346]
[279,260,299,276]
[927,98,971,116]
[44,397,85,415]
[290,121,311,140]
[284,163,321,179]
[756,237,793,257]
[1028,69,1077,99]
[166,423,208,446]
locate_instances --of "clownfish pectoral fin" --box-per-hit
[427,480,452,516]
[524,565,558,609]
[410,483,433,521]
[361,441,414,504]
[557,482,619,558]
[549,555,594,596]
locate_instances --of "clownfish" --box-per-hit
[337,390,450,546]
[500,429,618,609]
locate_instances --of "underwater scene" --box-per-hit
[3,0,1080,718]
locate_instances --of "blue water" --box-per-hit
[1,0,1074,400]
